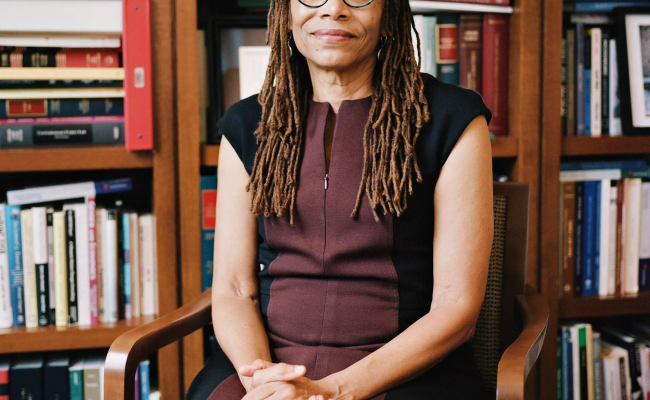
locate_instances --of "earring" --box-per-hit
[288,31,294,58]
[377,36,388,61]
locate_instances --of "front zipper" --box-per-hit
[324,173,329,190]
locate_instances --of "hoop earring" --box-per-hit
[377,36,388,61]
[288,31,294,59]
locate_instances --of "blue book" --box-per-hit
[10,355,44,400]
[567,338,574,400]
[565,1,650,12]
[139,360,150,400]
[561,160,647,171]
[201,176,218,292]
[575,23,586,136]
[435,14,460,85]
[574,183,584,296]
[561,327,572,400]
[123,213,131,318]
[0,98,124,119]
[594,181,601,295]
[5,205,24,326]
[44,355,70,400]
[583,182,596,295]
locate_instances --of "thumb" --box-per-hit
[238,359,273,377]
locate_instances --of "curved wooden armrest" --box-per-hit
[496,284,549,400]
[104,289,213,400]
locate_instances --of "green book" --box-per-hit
[69,358,85,400]
[237,0,270,7]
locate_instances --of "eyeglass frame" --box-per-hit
[296,0,376,9]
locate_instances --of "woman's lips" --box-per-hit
[312,29,355,44]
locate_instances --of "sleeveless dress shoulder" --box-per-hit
[187,74,493,400]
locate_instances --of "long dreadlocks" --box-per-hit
[246,0,430,226]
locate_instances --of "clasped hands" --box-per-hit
[238,359,342,400]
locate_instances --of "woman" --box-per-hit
[187,0,494,398]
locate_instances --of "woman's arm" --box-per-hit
[211,136,275,391]
[321,114,494,400]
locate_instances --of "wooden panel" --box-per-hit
[174,0,206,393]
[202,144,220,166]
[562,136,650,156]
[150,0,181,398]
[559,294,650,318]
[0,147,152,172]
[0,317,155,353]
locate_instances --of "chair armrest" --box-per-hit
[496,284,549,400]
[104,289,213,400]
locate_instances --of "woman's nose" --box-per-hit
[317,0,351,20]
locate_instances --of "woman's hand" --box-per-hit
[240,376,339,400]
[239,360,307,392]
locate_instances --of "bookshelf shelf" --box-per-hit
[0,316,155,354]
[408,1,513,14]
[562,136,650,156]
[0,146,153,172]
[558,293,650,319]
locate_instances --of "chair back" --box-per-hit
[470,183,530,396]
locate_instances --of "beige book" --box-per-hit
[95,208,105,323]
[129,213,140,318]
[53,212,68,327]
[20,209,37,328]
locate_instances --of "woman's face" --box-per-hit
[290,0,384,71]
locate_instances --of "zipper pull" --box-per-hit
[325,174,329,190]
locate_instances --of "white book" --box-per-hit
[0,33,121,48]
[20,209,38,328]
[139,214,156,316]
[104,209,118,323]
[63,203,90,326]
[149,391,161,400]
[0,1,122,34]
[609,38,623,136]
[412,15,425,71]
[590,28,602,136]
[129,213,141,318]
[599,179,611,296]
[7,179,130,207]
[623,179,642,294]
[53,212,68,327]
[640,346,650,396]
[640,183,650,291]
[238,46,271,101]
[569,325,582,400]
[32,207,48,326]
[602,340,632,400]
[153,216,158,316]
[0,204,12,328]
[609,186,619,295]
[560,169,621,182]
[96,208,105,323]
[0,88,125,100]
[602,353,622,400]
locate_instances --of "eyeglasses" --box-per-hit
[297,0,376,8]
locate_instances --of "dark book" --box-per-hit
[115,201,125,320]
[567,28,576,136]
[482,13,509,136]
[585,32,591,135]
[436,13,460,85]
[575,23,586,135]
[36,261,50,326]
[562,33,568,136]
[0,116,124,148]
[582,181,596,295]
[10,355,44,400]
[574,182,584,296]
[66,209,78,325]
[459,14,483,93]
[44,355,70,400]
[0,98,124,119]
[600,326,642,397]
[601,29,611,135]
[579,326,588,400]
[615,180,625,295]
[0,357,8,400]
[561,182,576,298]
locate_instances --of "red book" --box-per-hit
[482,14,509,137]
[6,100,47,117]
[0,358,7,400]
[87,197,99,325]
[123,0,154,151]
[459,15,483,93]
[56,51,120,68]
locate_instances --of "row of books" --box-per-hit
[201,175,218,292]
[236,0,512,8]
[0,179,159,329]
[559,159,650,298]
[0,354,157,400]
[561,12,623,137]
[0,0,153,151]
[411,13,508,136]
[557,321,650,400]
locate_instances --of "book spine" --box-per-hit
[11,50,56,67]
[140,215,155,316]
[425,16,437,78]
[0,80,123,90]
[20,209,38,328]
[568,337,575,400]
[69,369,83,400]
[53,212,68,327]
[609,38,622,136]
[601,30,610,135]
[562,328,571,400]
[594,181,602,295]
[567,29,576,137]
[68,204,90,326]
[436,13,460,85]
[105,209,118,323]
[585,31,591,136]
[576,23,586,135]
[0,205,12,328]
[0,98,124,119]
[10,362,43,400]
[583,182,596,296]
[83,364,101,400]
[560,182,575,297]
[96,208,105,323]
[32,207,50,326]
[562,33,568,136]
[459,14,483,93]
[0,365,6,400]
[616,180,625,295]
[116,203,125,320]
[609,186,618,295]
[593,333,603,400]
[579,326,588,400]
[624,179,642,294]
[123,0,154,151]
[640,182,650,291]
[482,14,509,136]
[87,197,98,325]
[575,182,584,296]
[123,212,131,320]
[590,28,602,136]
[44,360,70,400]
[130,213,140,318]
[6,205,24,326]
[135,366,140,400]
[201,177,217,292]
[46,208,55,323]
[585,325,594,400]
[65,210,78,325]
[599,179,611,296]
[55,51,120,68]
[139,360,150,400]
[0,122,124,147]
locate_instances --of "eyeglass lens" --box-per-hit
[298,0,375,8]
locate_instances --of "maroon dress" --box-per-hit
[187,74,492,400]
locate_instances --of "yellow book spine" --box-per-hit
[20,209,37,328]
[53,212,68,327]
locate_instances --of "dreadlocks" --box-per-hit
[246,0,430,226]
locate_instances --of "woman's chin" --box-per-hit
[309,54,370,72]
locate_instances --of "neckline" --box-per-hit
[309,94,373,110]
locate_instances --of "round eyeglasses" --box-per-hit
[297,0,376,8]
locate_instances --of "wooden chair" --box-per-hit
[104,182,548,400]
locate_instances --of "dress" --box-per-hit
[186,73,493,400]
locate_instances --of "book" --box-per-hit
[0,98,124,119]
[0,67,124,81]
[139,359,150,400]
[459,14,483,93]
[585,31,591,135]
[582,181,596,295]
[96,207,105,323]
[589,27,602,136]
[83,356,104,400]
[238,46,272,101]
[201,176,217,292]
[32,207,50,326]
[609,38,622,136]
[123,211,132,319]
[63,203,90,326]
[601,327,641,398]
[562,33,568,137]
[0,87,125,100]
[601,29,611,135]
[608,186,618,295]
[640,182,650,291]
[575,182,584,296]
[482,13,509,136]
[561,160,647,171]
[66,209,78,325]
[7,178,132,207]
[567,28,576,137]
[20,209,38,328]
[10,355,44,400]
[0,79,123,91]
[593,332,603,400]
[561,182,576,298]
[424,16,438,78]
[139,214,156,316]
[5,205,24,327]
[576,23,586,135]
[129,212,141,318]
[87,197,98,325]
[615,180,625,295]
[0,205,11,328]
[0,358,7,400]
[44,355,70,400]
[2,49,120,68]
[68,358,84,400]
[115,202,125,320]
[599,179,611,296]
[123,0,154,151]
[53,211,68,327]
[436,14,460,85]
[46,209,55,323]
[104,209,118,323]
[560,169,621,182]
[623,179,641,294]
[0,35,121,49]
[561,326,573,400]
[564,1,650,12]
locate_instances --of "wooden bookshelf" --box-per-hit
[409,1,513,13]
[562,136,650,156]
[558,294,650,319]
[0,317,155,354]
[0,147,153,172]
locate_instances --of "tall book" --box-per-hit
[32,207,50,326]
[123,212,132,319]
[53,211,68,327]
[83,356,104,400]
[0,358,7,400]
[424,16,437,78]
[123,0,154,150]
[567,28,576,137]
[0,205,11,328]
[129,212,141,318]
[459,14,483,93]
[63,203,90,325]
[44,355,70,400]
[201,176,217,292]
[68,358,84,400]
[96,207,105,323]
[87,197,98,325]
[640,182,650,291]
[623,179,642,294]
[575,182,584,296]
[46,208,55,324]
[589,27,602,136]
[104,209,118,323]
[601,29,611,135]
[583,181,597,295]
[560,182,576,298]
[65,209,78,325]
[482,14,509,136]
[10,356,44,400]
[436,14,460,85]
[584,31,591,135]
[139,359,150,400]
[0,98,124,119]
[599,179,611,296]
[609,38,622,136]
[576,23,586,136]
[5,205,24,326]
[115,201,125,320]
[608,186,618,295]
[139,214,156,316]
[20,209,38,328]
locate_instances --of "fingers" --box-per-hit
[241,381,280,400]
[251,363,306,388]
[239,359,274,377]
[308,396,324,400]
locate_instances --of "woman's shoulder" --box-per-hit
[216,94,262,175]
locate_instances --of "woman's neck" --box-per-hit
[308,57,375,113]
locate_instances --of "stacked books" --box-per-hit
[200,175,218,292]
[0,179,159,329]
[411,13,509,136]
[0,353,156,400]
[559,160,650,298]
[558,321,650,400]
[0,0,153,151]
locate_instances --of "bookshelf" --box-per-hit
[174,0,542,397]
[0,0,182,398]
[539,0,650,398]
